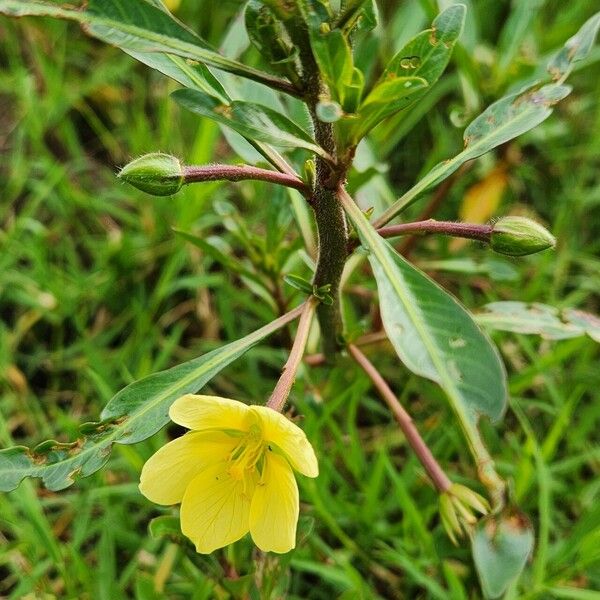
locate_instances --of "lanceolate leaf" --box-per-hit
[127,52,231,103]
[372,83,572,227]
[383,4,466,81]
[172,89,331,159]
[548,12,600,80]
[340,190,507,487]
[0,307,303,492]
[339,4,465,145]
[349,76,428,141]
[0,0,297,96]
[476,302,600,342]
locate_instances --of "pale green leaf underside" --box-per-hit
[548,12,600,80]
[172,89,329,158]
[341,192,507,431]
[473,513,534,599]
[0,0,294,95]
[373,82,572,227]
[0,311,298,492]
[476,302,600,343]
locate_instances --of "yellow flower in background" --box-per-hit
[140,395,318,554]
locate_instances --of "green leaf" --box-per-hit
[172,89,330,159]
[339,4,465,146]
[0,307,302,492]
[472,511,534,599]
[476,302,600,342]
[347,76,428,141]
[337,0,378,36]
[0,0,297,96]
[310,28,355,107]
[127,52,230,103]
[372,82,572,227]
[383,4,466,81]
[548,12,600,81]
[299,0,361,110]
[340,190,507,451]
[245,0,298,76]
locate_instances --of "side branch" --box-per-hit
[348,344,452,493]
[267,298,318,413]
[184,164,308,195]
[376,220,492,243]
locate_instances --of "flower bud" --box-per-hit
[490,216,555,257]
[118,153,184,196]
[440,483,490,545]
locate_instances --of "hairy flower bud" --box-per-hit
[490,216,556,257]
[118,153,184,196]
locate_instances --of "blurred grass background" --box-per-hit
[1,0,599,598]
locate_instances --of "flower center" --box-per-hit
[227,423,264,482]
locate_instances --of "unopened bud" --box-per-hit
[491,216,555,257]
[118,153,184,196]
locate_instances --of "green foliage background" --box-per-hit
[1,0,599,598]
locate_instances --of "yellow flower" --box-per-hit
[139,394,318,554]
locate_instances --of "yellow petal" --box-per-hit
[180,462,256,553]
[250,452,299,553]
[250,406,318,478]
[139,431,236,505]
[169,394,253,432]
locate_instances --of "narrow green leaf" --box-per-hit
[337,0,378,36]
[310,28,354,104]
[348,76,428,141]
[338,4,465,146]
[372,83,571,227]
[340,190,507,460]
[476,302,600,342]
[0,307,303,492]
[126,52,230,103]
[0,0,297,96]
[548,12,600,80]
[245,0,299,78]
[383,4,466,80]
[472,511,534,599]
[172,89,331,159]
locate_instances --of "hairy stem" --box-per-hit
[267,298,318,412]
[183,164,308,195]
[306,83,349,361]
[376,219,492,243]
[348,344,452,493]
[312,183,349,358]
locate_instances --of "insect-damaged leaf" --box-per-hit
[548,12,600,80]
[476,302,600,342]
[372,83,571,227]
[0,309,301,492]
[338,4,465,145]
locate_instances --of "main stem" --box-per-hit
[302,62,349,361]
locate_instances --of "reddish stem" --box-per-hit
[377,219,492,243]
[266,298,317,412]
[183,164,308,195]
[348,344,452,493]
